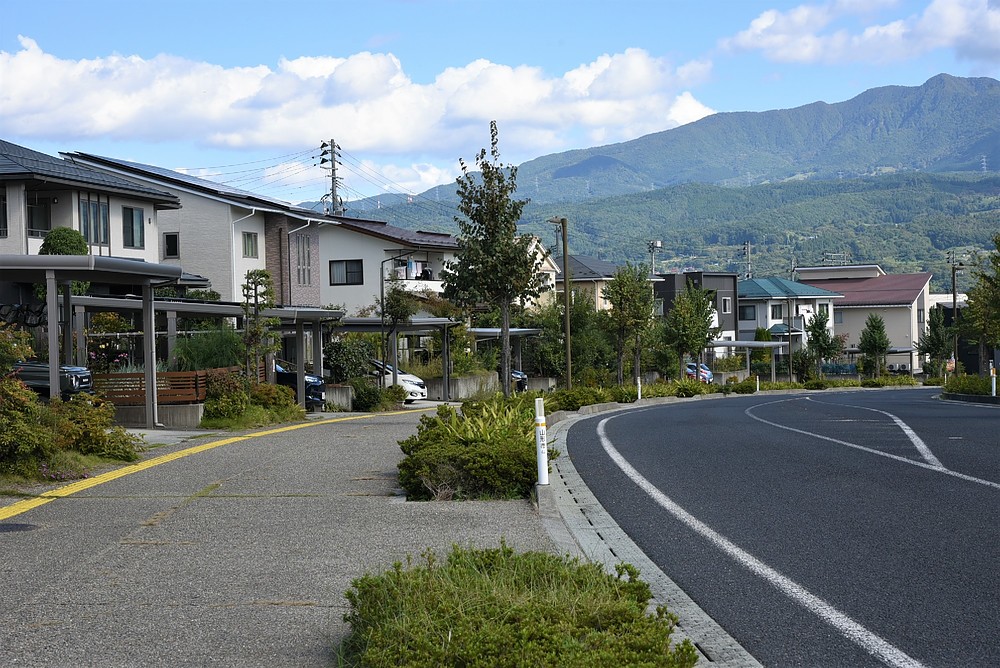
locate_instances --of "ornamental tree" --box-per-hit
[442,121,547,397]
[601,262,654,386]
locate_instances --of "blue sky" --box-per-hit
[3,0,999,205]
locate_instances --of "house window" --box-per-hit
[242,231,258,258]
[0,191,6,238]
[917,308,925,324]
[27,198,52,237]
[80,197,109,245]
[721,297,732,314]
[771,304,783,320]
[818,303,829,316]
[296,235,312,285]
[738,304,755,321]
[834,311,844,324]
[330,259,364,285]
[163,232,179,259]
[122,206,144,248]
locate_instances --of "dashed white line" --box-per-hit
[597,416,928,668]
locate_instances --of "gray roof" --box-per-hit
[338,218,459,250]
[0,140,180,207]
[738,277,843,300]
[63,151,295,210]
[64,151,460,249]
[555,255,620,280]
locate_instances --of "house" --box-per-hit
[736,276,842,358]
[0,139,182,285]
[63,151,333,305]
[656,271,739,358]
[795,264,932,373]
[554,255,621,311]
[317,217,460,315]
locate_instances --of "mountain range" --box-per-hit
[302,74,1000,292]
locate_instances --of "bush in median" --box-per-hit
[339,543,698,668]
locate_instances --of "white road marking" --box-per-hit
[746,399,1000,491]
[597,416,928,668]
[804,397,944,469]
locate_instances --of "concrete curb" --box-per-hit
[537,404,763,668]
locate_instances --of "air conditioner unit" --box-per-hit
[899,363,908,371]
[887,364,897,371]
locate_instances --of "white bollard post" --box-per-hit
[535,397,549,486]
[756,374,760,392]
[637,376,642,401]
[992,362,996,397]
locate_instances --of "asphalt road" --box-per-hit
[565,388,1000,668]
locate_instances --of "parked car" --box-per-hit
[685,362,714,383]
[274,360,326,411]
[511,369,528,392]
[370,359,427,403]
[12,360,94,400]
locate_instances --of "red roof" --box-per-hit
[798,272,931,307]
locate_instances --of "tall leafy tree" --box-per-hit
[662,282,720,381]
[442,121,547,397]
[858,313,891,377]
[601,262,654,386]
[378,276,418,376]
[916,305,951,376]
[804,310,843,379]
[964,233,1000,372]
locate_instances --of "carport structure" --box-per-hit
[0,255,182,427]
[708,339,788,383]
[328,316,461,400]
[68,295,344,416]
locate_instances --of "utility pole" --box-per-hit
[549,216,572,390]
[948,250,965,367]
[319,139,344,216]
[743,240,752,279]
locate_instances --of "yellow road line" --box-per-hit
[0,410,417,522]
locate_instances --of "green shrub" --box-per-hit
[350,377,384,412]
[204,392,251,419]
[861,378,882,388]
[203,368,251,419]
[340,543,698,668]
[731,379,758,394]
[47,394,145,461]
[671,379,709,398]
[923,376,944,386]
[944,374,992,395]
[384,383,407,406]
[250,382,296,409]
[804,379,828,390]
[760,381,804,391]
[544,387,614,412]
[0,377,56,474]
[173,325,242,371]
[609,384,639,403]
[398,399,543,500]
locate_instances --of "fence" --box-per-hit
[93,369,212,405]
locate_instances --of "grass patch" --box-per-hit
[339,543,698,667]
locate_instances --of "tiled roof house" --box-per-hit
[796,264,932,372]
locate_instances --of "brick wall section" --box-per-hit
[263,213,321,307]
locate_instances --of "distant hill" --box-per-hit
[300,74,1000,290]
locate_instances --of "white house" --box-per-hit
[737,277,843,355]
[1,140,180,268]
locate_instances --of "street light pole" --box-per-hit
[549,216,572,390]
[648,240,661,275]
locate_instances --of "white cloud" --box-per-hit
[0,36,715,196]
[720,0,1000,65]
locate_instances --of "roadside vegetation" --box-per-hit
[338,543,698,668]
[1,323,144,484]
